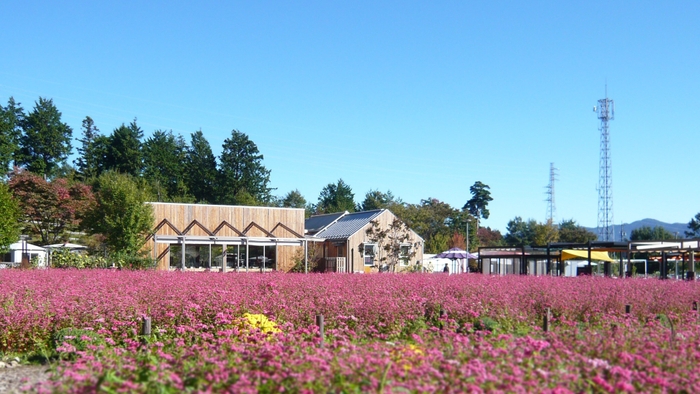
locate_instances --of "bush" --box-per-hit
[51,249,109,269]
[109,251,155,270]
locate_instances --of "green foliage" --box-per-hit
[359,189,399,211]
[316,179,355,214]
[0,97,24,172]
[477,227,504,247]
[425,232,449,254]
[53,327,103,360]
[558,219,597,243]
[74,116,106,181]
[279,189,307,209]
[685,213,700,238]
[0,182,20,253]
[184,130,217,203]
[106,120,143,176]
[17,97,73,178]
[630,225,675,241]
[86,171,154,256]
[142,130,190,201]
[217,130,272,205]
[51,249,108,269]
[463,181,493,221]
[474,316,500,333]
[108,250,156,270]
[8,170,96,244]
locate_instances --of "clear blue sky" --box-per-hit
[2,1,699,234]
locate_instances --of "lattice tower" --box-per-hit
[545,162,558,223]
[595,88,615,241]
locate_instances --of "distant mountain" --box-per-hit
[584,218,689,239]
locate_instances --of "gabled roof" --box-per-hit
[305,211,347,235]
[313,209,384,240]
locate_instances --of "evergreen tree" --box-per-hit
[359,189,398,211]
[0,97,24,172]
[463,181,493,226]
[558,219,597,243]
[279,189,307,208]
[74,116,104,180]
[106,119,143,176]
[142,130,189,201]
[184,130,217,203]
[217,130,271,205]
[17,97,72,178]
[316,179,355,214]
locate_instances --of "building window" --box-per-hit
[362,243,377,266]
[400,244,412,265]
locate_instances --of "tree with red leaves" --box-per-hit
[8,169,95,245]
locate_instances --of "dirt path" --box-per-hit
[0,364,52,393]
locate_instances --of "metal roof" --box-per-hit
[305,211,347,235]
[313,210,384,240]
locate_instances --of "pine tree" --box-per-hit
[217,130,271,205]
[184,130,217,203]
[17,97,72,178]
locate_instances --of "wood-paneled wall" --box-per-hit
[324,210,424,273]
[146,203,306,270]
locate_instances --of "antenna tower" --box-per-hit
[595,87,615,241]
[545,162,558,223]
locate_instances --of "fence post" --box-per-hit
[316,314,324,348]
[543,308,551,332]
[141,316,152,336]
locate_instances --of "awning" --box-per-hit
[561,249,615,262]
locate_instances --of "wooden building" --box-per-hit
[146,202,306,271]
[306,209,424,273]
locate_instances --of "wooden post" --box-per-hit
[141,316,152,336]
[316,314,324,347]
[543,308,551,332]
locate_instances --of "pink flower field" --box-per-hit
[2,270,700,393]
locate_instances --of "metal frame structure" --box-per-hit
[595,88,615,241]
[478,239,700,280]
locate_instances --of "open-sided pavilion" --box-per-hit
[478,239,700,279]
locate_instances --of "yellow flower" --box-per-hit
[242,313,281,334]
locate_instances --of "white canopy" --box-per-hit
[45,242,87,250]
[9,242,46,252]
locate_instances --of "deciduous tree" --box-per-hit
[85,171,154,255]
[631,225,675,241]
[0,182,20,253]
[8,169,95,244]
[365,217,420,272]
